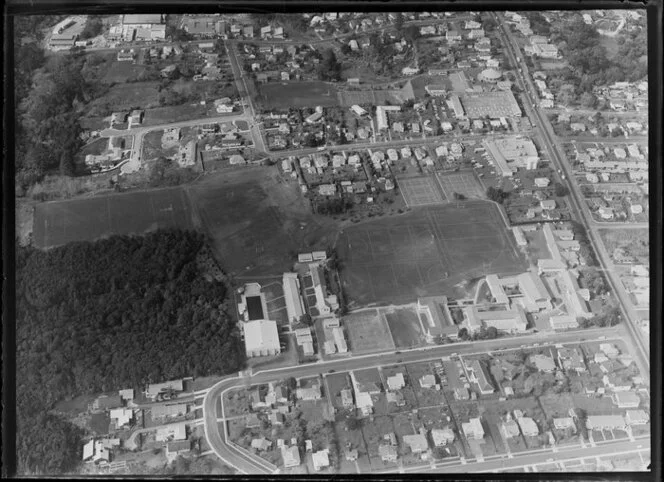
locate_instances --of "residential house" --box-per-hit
[312,449,330,471]
[462,418,484,440]
[387,373,406,391]
[431,428,455,446]
[516,417,539,437]
[530,354,557,373]
[281,445,301,467]
[379,444,398,462]
[403,433,429,455]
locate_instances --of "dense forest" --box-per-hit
[14,17,92,187]
[541,15,648,106]
[16,230,244,474]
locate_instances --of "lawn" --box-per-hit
[335,201,527,305]
[33,186,194,249]
[326,372,353,411]
[361,415,397,466]
[334,421,372,473]
[383,307,426,349]
[223,389,253,417]
[405,362,448,408]
[343,309,395,354]
[256,81,339,109]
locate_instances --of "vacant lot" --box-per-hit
[383,307,426,349]
[187,168,337,276]
[336,202,527,305]
[343,309,395,354]
[399,176,446,207]
[257,81,339,109]
[101,60,148,84]
[33,187,194,249]
[88,82,161,113]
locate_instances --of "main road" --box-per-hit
[493,13,650,380]
[203,326,626,474]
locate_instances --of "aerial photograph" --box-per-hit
[12,8,652,476]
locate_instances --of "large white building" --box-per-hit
[244,319,281,357]
[376,105,401,131]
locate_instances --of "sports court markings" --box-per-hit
[399,176,446,207]
[436,171,484,199]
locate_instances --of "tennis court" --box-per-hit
[399,176,447,207]
[436,170,485,199]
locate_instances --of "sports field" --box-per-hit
[343,309,396,354]
[257,81,339,109]
[436,170,485,199]
[399,176,446,207]
[335,201,527,305]
[33,187,194,249]
[337,86,414,107]
[187,169,337,277]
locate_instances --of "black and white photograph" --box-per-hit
[5,2,660,477]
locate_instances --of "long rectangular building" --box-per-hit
[283,273,305,324]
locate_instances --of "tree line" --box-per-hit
[16,230,245,474]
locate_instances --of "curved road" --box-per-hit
[203,327,623,473]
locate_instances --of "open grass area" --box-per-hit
[88,82,161,114]
[186,168,337,277]
[101,60,148,84]
[343,309,395,354]
[257,81,339,109]
[33,186,194,249]
[383,307,426,349]
[143,103,216,126]
[335,201,527,306]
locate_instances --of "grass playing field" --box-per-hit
[335,201,527,305]
[257,81,339,109]
[186,168,337,277]
[343,309,395,354]
[33,187,194,249]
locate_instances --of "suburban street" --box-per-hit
[202,326,630,474]
[493,13,650,380]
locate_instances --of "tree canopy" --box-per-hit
[317,49,342,81]
[17,230,244,474]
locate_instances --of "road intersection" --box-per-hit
[201,326,643,474]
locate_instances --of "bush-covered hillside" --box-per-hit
[16,230,244,474]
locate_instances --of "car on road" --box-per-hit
[328,369,335,373]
